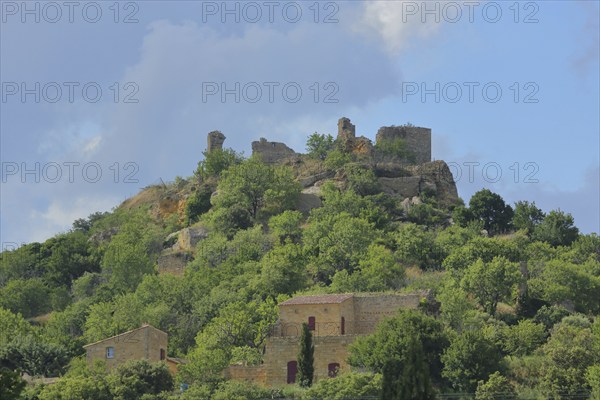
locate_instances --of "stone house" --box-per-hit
[83,324,173,372]
[225,291,430,386]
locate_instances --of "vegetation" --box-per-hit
[297,323,314,388]
[0,130,597,399]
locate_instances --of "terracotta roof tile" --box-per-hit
[279,294,354,306]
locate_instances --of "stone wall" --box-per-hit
[375,125,431,165]
[252,138,296,164]
[352,293,424,334]
[278,301,350,337]
[85,326,168,370]
[225,365,266,385]
[263,335,355,386]
[207,130,225,153]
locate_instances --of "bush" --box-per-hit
[303,372,382,400]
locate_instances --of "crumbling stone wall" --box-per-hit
[375,125,431,164]
[251,137,296,164]
[207,130,225,153]
[336,117,374,157]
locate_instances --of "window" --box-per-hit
[308,316,315,331]
[287,361,298,384]
[160,349,166,360]
[106,347,115,359]
[341,316,345,335]
[328,363,340,378]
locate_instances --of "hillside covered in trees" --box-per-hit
[1,128,599,400]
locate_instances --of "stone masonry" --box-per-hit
[226,291,430,386]
[83,324,168,371]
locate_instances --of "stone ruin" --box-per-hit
[251,137,297,164]
[207,130,226,153]
[336,117,431,165]
[204,117,432,166]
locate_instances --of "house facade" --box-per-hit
[83,324,168,370]
[225,291,430,386]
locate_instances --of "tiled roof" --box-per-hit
[279,294,354,306]
[83,324,165,348]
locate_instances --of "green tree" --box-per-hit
[539,322,595,398]
[107,360,174,400]
[441,329,504,392]
[185,185,212,224]
[460,257,522,315]
[101,211,162,293]
[0,367,26,400]
[304,212,378,282]
[528,260,600,314]
[268,210,304,244]
[297,322,315,388]
[468,189,514,234]
[195,148,243,181]
[513,200,545,234]
[42,230,98,287]
[586,365,600,400]
[213,157,301,219]
[375,137,416,162]
[475,372,517,400]
[349,310,449,387]
[382,336,435,400]
[0,335,69,377]
[502,319,546,356]
[304,372,382,400]
[343,164,381,196]
[257,243,307,297]
[331,244,404,292]
[533,209,579,247]
[306,132,334,160]
[323,149,351,170]
[0,307,32,347]
[0,278,50,318]
[395,223,436,269]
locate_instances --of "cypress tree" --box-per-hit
[297,322,314,387]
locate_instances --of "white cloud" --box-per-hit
[355,1,442,55]
[28,195,119,242]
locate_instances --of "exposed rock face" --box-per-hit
[375,125,431,165]
[167,225,209,252]
[157,251,192,276]
[297,191,323,213]
[371,160,458,206]
[207,130,226,153]
[252,137,296,164]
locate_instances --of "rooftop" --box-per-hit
[279,294,354,306]
[83,324,166,348]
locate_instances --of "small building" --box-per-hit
[226,291,431,386]
[83,324,168,370]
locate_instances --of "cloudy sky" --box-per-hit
[1,0,599,246]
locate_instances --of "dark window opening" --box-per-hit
[341,316,345,335]
[328,363,340,378]
[308,316,315,331]
[160,348,166,360]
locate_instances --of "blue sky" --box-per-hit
[1,0,599,246]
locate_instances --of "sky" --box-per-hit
[1,0,599,247]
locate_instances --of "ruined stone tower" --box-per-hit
[207,130,226,153]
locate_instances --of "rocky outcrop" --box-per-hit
[165,225,209,252]
[157,251,192,276]
[252,138,297,164]
[207,130,226,153]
